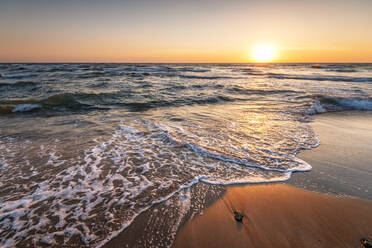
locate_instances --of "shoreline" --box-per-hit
[290,111,372,200]
[174,111,372,248]
[104,110,372,247]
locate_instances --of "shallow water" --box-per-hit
[0,63,372,247]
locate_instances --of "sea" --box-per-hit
[0,63,372,247]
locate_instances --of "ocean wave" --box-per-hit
[268,73,372,82]
[311,64,346,69]
[231,68,264,75]
[176,67,210,73]
[124,95,235,111]
[0,81,38,87]
[0,91,239,114]
[77,71,108,78]
[168,135,312,173]
[12,104,42,113]
[0,93,91,114]
[310,64,360,73]
[327,69,358,73]
[320,96,372,110]
[73,66,178,79]
[103,66,171,73]
[227,86,300,95]
[306,96,372,114]
[1,73,37,79]
[179,74,239,80]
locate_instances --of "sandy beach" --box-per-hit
[173,111,372,248]
[174,184,372,248]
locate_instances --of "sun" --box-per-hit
[251,44,277,63]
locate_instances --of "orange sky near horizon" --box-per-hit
[1,0,371,63]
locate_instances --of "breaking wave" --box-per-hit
[306,96,372,114]
[0,93,91,114]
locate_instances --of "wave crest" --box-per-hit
[306,96,372,114]
[0,93,90,114]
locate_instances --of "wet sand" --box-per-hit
[174,111,372,248]
[291,111,372,200]
[174,184,372,248]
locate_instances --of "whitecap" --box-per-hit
[12,104,41,113]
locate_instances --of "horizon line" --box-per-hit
[1,61,372,64]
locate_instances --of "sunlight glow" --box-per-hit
[251,44,277,63]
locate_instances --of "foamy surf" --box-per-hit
[0,109,318,247]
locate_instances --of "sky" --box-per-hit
[0,0,372,63]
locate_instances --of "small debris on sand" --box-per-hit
[233,211,244,222]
